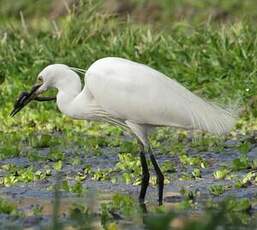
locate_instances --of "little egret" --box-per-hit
[11,57,236,205]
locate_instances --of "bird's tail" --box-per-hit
[186,96,239,135]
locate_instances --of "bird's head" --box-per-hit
[10,64,81,116]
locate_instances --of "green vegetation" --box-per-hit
[0,0,257,229]
[0,197,18,215]
[209,184,227,196]
[213,167,230,180]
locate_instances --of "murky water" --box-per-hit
[1,139,257,229]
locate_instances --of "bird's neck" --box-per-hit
[56,74,83,117]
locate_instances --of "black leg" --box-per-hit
[139,151,150,205]
[150,152,164,205]
[140,203,148,214]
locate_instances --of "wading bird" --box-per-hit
[11,57,236,205]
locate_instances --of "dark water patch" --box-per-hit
[0,135,257,228]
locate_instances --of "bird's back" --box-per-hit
[85,57,236,134]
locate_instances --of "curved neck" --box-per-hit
[55,71,82,116]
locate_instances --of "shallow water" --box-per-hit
[0,136,257,229]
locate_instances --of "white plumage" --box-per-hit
[13,57,237,205]
[85,57,235,135]
[37,56,236,151]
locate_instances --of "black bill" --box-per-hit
[10,84,56,117]
[10,84,42,117]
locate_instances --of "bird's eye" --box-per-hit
[38,76,43,82]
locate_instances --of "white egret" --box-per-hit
[11,57,236,205]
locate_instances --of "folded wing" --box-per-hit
[86,57,236,134]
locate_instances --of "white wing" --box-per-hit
[85,57,236,134]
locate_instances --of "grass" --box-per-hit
[2,0,257,26]
[0,0,257,229]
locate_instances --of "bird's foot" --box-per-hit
[139,202,148,213]
[158,200,163,206]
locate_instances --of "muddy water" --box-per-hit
[1,140,257,229]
